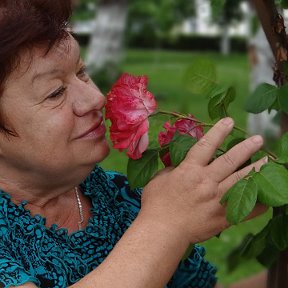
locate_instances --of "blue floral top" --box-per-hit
[0,166,217,288]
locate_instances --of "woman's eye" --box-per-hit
[77,66,90,82]
[47,86,67,99]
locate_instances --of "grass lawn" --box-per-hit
[99,49,270,286]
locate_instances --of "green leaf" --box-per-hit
[208,86,236,120]
[270,214,288,251]
[277,85,288,114]
[227,234,254,271]
[254,162,288,207]
[257,243,279,267]
[275,133,288,164]
[251,150,268,163]
[207,84,227,99]
[242,223,271,259]
[268,98,280,112]
[227,222,272,271]
[127,149,159,189]
[224,178,258,224]
[281,0,288,9]
[245,83,278,114]
[169,133,197,166]
[183,58,217,95]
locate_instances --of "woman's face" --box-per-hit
[0,36,110,184]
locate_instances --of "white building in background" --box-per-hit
[182,0,251,37]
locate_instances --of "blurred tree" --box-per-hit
[83,0,128,92]
[211,0,244,55]
[82,0,195,91]
[71,0,97,21]
[128,0,195,44]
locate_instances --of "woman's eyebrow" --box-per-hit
[31,69,62,84]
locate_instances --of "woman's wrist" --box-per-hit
[137,208,191,248]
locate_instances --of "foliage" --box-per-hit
[71,0,98,21]
[119,57,288,272]
[128,34,247,52]
[127,0,195,40]
[89,62,122,94]
[211,0,244,25]
[100,49,261,284]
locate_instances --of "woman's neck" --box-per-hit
[0,182,92,233]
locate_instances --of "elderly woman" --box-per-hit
[0,1,266,287]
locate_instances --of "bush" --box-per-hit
[127,33,247,53]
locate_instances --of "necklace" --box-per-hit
[74,186,84,230]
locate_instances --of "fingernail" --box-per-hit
[251,135,263,144]
[221,117,234,126]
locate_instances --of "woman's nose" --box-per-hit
[72,81,106,116]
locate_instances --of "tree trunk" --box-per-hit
[86,0,128,71]
[251,0,288,287]
[220,25,230,55]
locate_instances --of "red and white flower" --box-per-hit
[158,115,204,166]
[105,73,157,160]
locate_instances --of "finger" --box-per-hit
[208,135,264,182]
[185,118,234,165]
[218,157,268,197]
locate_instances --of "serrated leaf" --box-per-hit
[270,214,288,251]
[254,162,288,207]
[245,83,278,114]
[169,134,197,166]
[183,58,217,95]
[127,149,159,189]
[224,178,258,224]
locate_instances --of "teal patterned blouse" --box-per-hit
[0,166,217,287]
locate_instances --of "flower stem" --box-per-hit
[153,110,247,134]
[152,109,277,160]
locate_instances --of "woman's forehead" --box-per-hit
[8,36,80,83]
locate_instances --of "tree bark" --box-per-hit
[251,1,288,287]
[86,0,128,71]
[220,25,230,55]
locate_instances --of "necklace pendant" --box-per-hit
[75,187,84,230]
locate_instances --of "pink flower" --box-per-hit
[158,115,204,166]
[105,73,157,160]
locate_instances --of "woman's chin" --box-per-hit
[92,140,111,164]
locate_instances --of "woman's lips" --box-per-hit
[78,121,106,139]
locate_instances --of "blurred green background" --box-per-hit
[73,0,270,286]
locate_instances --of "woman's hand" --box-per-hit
[141,117,267,244]
[68,118,267,288]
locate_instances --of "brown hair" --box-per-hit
[0,0,72,134]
